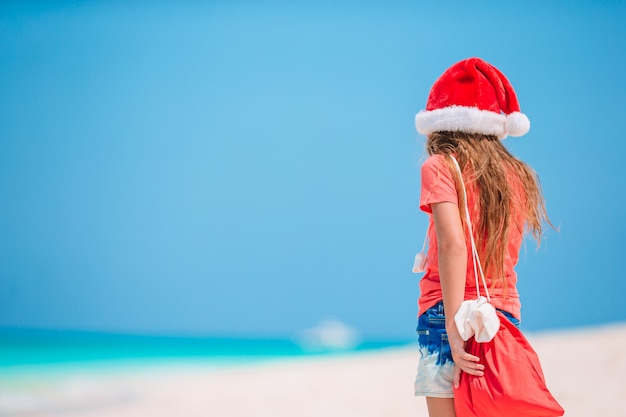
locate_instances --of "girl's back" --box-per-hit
[417,149,532,320]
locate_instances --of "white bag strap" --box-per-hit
[419,227,428,254]
[449,155,491,302]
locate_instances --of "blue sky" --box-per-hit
[1,1,625,339]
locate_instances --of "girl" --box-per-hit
[412,57,551,417]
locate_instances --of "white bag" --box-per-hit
[454,296,499,342]
[412,252,428,273]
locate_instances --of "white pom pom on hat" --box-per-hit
[415,57,530,139]
[504,111,530,137]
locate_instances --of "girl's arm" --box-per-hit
[431,201,484,387]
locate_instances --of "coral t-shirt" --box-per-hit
[418,154,523,319]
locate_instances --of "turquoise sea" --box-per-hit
[0,328,412,416]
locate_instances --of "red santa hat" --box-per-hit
[415,57,530,139]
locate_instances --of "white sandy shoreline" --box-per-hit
[1,323,624,417]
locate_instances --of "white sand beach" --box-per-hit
[1,323,624,417]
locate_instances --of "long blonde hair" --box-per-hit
[427,131,552,285]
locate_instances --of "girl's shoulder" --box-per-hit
[419,153,458,209]
[421,154,450,178]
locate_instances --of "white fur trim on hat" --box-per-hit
[415,106,530,139]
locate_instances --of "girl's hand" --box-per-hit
[447,326,484,388]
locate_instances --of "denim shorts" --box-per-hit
[414,301,520,398]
